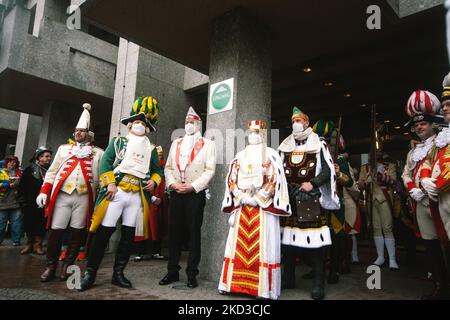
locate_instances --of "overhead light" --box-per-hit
[384,120,391,124]
[360,103,367,107]
[324,81,333,87]
[403,132,409,136]
[344,93,351,98]
[303,67,312,73]
[394,125,401,129]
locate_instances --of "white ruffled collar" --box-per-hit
[71,143,93,159]
[411,135,435,162]
[435,126,450,148]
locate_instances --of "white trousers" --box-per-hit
[416,199,437,240]
[101,188,142,228]
[51,192,89,229]
[372,200,393,239]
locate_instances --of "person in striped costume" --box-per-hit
[219,120,291,300]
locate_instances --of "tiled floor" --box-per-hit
[0,239,434,300]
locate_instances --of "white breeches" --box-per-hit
[51,192,89,230]
[372,200,393,239]
[416,200,437,240]
[101,188,142,228]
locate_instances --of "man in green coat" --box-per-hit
[80,97,163,291]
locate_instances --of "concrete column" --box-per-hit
[200,8,272,281]
[109,38,139,139]
[15,112,42,164]
[38,101,79,152]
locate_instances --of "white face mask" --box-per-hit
[185,123,196,135]
[292,122,304,133]
[131,123,146,136]
[248,132,263,145]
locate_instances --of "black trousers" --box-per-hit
[22,205,46,239]
[167,190,206,278]
[282,244,324,283]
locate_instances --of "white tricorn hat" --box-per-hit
[76,103,91,130]
[185,106,201,122]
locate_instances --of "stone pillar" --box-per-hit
[15,112,42,164]
[200,8,272,281]
[38,101,80,152]
[108,38,193,252]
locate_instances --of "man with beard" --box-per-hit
[278,107,340,300]
[159,107,216,289]
[19,147,52,255]
[80,96,163,291]
[402,89,449,299]
[36,104,104,282]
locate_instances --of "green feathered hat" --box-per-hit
[121,96,159,132]
[312,119,335,139]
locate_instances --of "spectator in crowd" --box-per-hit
[0,156,23,246]
[19,147,52,255]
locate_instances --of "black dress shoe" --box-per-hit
[187,277,198,288]
[112,272,133,289]
[159,274,179,285]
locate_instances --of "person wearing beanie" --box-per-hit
[0,156,23,246]
[18,147,52,255]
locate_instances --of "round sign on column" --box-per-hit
[208,78,234,115]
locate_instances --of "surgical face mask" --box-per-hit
[292,122,304,133]
[185,123,196,135]
[248,132,263,145]
[131,123,146,136]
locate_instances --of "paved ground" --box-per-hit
[0,238,434,300]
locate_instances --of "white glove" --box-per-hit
[377,163,385,174]
[36,193,47,208]
[228,213,236,227]
[421,178,438,197]
[409,188,426,202]
[245,196,258,207]
[240,194,258,207]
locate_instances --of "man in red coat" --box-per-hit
[36,104,104,282]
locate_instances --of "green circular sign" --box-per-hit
[211,84,231,110]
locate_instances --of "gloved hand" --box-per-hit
[36,193,47,208]
[242,196,258,207]
[377,163,385,174]
[228,213,235,227]
[409,188,426,202]
[295,191,312,203]
[421,178,438,197]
